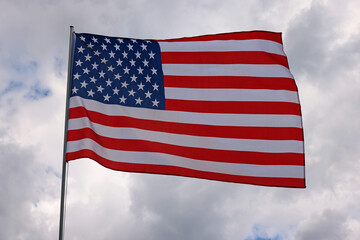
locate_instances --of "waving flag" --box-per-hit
[66,31,305,188]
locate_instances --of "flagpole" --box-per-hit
[59,25,75,240]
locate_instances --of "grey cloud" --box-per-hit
[126,176,230,240]
[285,2,340,79]
[0,143,58,240]
[285,1,360,85]
[295,209,348,240]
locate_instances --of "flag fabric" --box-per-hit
[66,31,305,188]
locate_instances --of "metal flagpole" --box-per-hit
[59,25,75,240]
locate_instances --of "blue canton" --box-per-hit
[71,33,165,109]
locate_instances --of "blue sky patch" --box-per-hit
[12,60,38,74]
[1,81,24,96]
[245,225,283,240]
[25,83,51,100]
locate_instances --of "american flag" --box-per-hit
[66,31,305,188]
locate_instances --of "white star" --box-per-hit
[75,59,83,66]
[101,43,107,50]
[80,80,88,88]
[73,72,81,80]
[104,37,111,43]
[123,66,130,74]
[104,94,111,101]
[106,79,112,86]
[149,51,155,59]
[101,58,108,64]
[140,43,147,51]
[153,83,159,91]
[97,85,104,92]
[113,87,119,95]
[127,43,133,51]
[137,67,144,74]
[121,81,129,88]
[85,54,92,61]
[92,62,99,69]
[114,73,122,80]
[129,59,136,66]
[87,89,95,97]
[151,67,157,75]
[116,59,123,66]
[80,36,86,41]
[135,97,143,105]
[152,99,159,107]
[142,59,149,67]
[130,74,138,82]
[114,44,120,51]
[109,51,115,58]
[137,82,145,90]
[83,68,90,74]
[145,90,152,98]
[135,51,141,59]
[107,65,115,72]
[122,51,128,58]
[145,75,151,82]
[117,38,124,43]
[90,76,97,83]
[92,36,98,43]
[119,95,126,103]
[87,42,94,49]
[99,70,106,78]
[128,89,136,96]
[131,39,137,43]
[94,50,101,56]
[72,86,78,94]
[77,46,85,53]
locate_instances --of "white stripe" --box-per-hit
[67,139,305,179]
[158,39,285,56]
[69,96,303,128]
[165,88,299,103]
[162,64,293,78]
[68,117,304,153]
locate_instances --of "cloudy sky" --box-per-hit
[1,0,360,239]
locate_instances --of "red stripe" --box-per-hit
[66,149,305,188]
[157,31,283,44]
[67,128,304,165]
[165,99,302,115]
[161,51,289,68]
[164,76,298,91]
[69,107,303,140]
